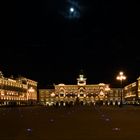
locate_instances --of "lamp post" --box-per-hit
[116,72,126,107]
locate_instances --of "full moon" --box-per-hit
[61,1,82,19]
[70,7,74,13]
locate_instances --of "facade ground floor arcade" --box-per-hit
[44,97,122,107]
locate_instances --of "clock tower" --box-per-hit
[77,71,87,86]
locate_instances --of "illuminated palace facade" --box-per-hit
[39,74,123,106]
[0,71,37,106]
[124,76,140,104]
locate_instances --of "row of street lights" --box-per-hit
[116,71,126,107]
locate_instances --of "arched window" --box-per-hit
[59,89,65,97]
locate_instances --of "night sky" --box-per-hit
[1,0,140,88]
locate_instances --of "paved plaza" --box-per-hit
[0,105,140,140]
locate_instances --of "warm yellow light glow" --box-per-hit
[99,91,105,96]
[125,94,136,98]
[116,71,126,81]
[51,93,55,97]
[120,72,123,75]
[132,82,136,87]
[99,83,105,86]
[105,86,110,91]
[28,87,35,92]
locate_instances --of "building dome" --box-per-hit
[58,83,65,86]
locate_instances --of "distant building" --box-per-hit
[124,76,140,104]
[39,89,55,106]
[138,77,140,99]
[39,73,122,106]
[108,88,122,105]
[0,71,37,106]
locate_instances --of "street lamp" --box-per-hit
[116,72,126,107]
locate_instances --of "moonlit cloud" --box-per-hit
[61,0,82,20]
